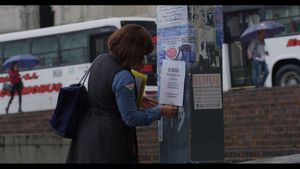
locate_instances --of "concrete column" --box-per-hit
[0,6,23,33]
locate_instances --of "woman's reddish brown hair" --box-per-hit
[107,24,154,69]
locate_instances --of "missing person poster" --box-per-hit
[159,59,186,106]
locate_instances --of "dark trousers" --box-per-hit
[253,60,269,88]
[6,81,23,112]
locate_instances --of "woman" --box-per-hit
[66,24,178,163]
[5,62,23,114]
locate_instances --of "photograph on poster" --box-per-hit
[190,6,215,27]
[188,6,223,73]
[203,9,214,27]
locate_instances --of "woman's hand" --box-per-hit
[160,104,178,118]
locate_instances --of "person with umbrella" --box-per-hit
[5,62,23,113]
[241,20,284,88]
[2,54,39,113]
[247,29,270,88]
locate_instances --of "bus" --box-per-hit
[0,17,157,114]
[222,5,300,91]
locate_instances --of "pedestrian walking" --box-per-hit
[247,30,269,88]
[5,62,23,113]
[241,20,284,88]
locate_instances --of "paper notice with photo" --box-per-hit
[159,59,186,106]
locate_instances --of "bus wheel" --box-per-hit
[275,64,300,87]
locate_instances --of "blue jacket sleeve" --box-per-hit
[112,70,161,128]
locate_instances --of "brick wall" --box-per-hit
[224,86,300,162]
[136,122,159,163]
[1,86,300,163]
[0,110,52,134]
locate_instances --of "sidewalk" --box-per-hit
[241,154,300,163]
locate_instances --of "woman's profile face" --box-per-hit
[13,64,19,71]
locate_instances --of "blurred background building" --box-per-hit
[0,5,156,34]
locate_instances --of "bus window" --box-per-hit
[226,14,245,87]
[4,40,30,59]
[35,53,59,68]
[32,36,58,53]
[32,36,59,68]
[3,40,31,71]
[60,32,88,65]
[227,15,242,39]
[61,48,87,65]
[245,13,260,28]
[60,32,87,49]
[89,32,113,62]
[265,7,300,35]
[225,10,261,87]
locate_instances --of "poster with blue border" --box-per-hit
[157,24,196,71]
[214,6,223,49]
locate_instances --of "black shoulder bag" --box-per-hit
[49,57,98,139]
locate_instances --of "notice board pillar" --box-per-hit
[156,5,224,163]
